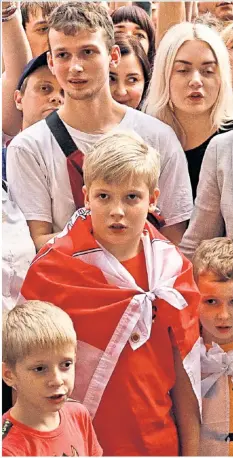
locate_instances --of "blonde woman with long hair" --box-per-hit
[144,22,233,199]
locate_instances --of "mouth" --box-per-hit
[47,393,67,403]
[43,107,58,114]
[109,223,127,230]
[188,93,204,100]
[68,79,87,85]
[216,2,233,6]
[215,325,232,333]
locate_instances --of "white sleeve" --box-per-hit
[6,143,52,223]
[157,130,193,226]
[179,140,224,260]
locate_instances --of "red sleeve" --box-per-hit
[82,408,103,456]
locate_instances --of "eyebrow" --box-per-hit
[174,59,217,65]
[33,20,48,28]
[114,24,143,31]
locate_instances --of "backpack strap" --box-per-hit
[45,111,77,157]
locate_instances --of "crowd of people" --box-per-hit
[2,1,233,456]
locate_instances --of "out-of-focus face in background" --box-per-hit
[198,1,233,20]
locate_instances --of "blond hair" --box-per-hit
[144,22,233,145]
[83,130,160,194]
[48,1,114,51]
[3,301,77,367]
[193,237,233,281]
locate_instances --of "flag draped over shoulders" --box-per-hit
[21,208,201,456]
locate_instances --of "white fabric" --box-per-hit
[7,107,193,232]
[200,340,231,456]
[69,225,201,418]
[180,130,233,260]
[201,340,233,397]
[2,186,36,311]
[75,230,187,351]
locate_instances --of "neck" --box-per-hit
[58,90,126,134]
[202,328,233,346]
[96,236,143,262]
[10,401,60,432]
[174,110,216,150]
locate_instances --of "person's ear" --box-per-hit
[109,45,121,69]
[82,185,90,210]
[47,51,55,75]
[148,188,160,213]
[14,90,24,112]
[2,362,17,389]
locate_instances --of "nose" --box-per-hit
[70,56,83,73]
[189,70,203,88]
[47,368,64,388]
[110,202,125,218]
[217,303,231,321]
[49,92,63,106]
[114,82,128,98]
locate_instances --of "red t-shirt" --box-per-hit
[2,401,102,457]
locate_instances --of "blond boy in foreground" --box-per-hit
[2,301,102,457]
[21,131,201,456]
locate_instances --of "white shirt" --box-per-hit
[7,107,193,232]
[2,185,36,311]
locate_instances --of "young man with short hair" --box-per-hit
[7,2,193,251]
[21,2,59,57]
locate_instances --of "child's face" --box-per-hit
[197,271,233,345]
[6,344,76,418]
[83,177,159,261]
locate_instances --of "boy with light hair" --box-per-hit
[193,237,233,456]
[21,131,201,456]
[2,300,102,457]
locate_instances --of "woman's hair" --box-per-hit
[111,5,155,66]
[193,237,233,282]
[3,300,77,368]
[114,33,151,109]
[83,130,160,194]
[143,22,233,144]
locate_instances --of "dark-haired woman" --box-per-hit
[110,34,151,109]
[112,5,156,67]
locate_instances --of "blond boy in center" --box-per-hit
[2,300,102,457]
[21,131,201,456]
[193,237,233,456]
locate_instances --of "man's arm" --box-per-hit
[27,221,59,252]
[160,221,187,246]
[171,345,200,456]
[2,1,32,136]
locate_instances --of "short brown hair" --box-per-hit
[21,2,59,30]
[193,237,233,281]
[48,1,114,51]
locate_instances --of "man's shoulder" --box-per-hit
[9,119,50,149]
[123,107,181,153]
[124,107,175,135]
[2,415,26,455]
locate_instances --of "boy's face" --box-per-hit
[83,177,159,261]
[14,66,64,130]
[3,344,76,420]
[48,28,120,102]
[197,271,233,345]
[25,9,49,57]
